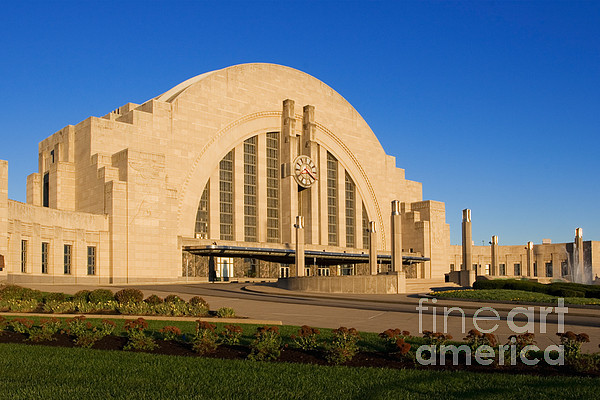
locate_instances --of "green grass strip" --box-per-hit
[431,289,600,305]
[0,343,599,400]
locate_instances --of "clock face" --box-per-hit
[293,155,318,188]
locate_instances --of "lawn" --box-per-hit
[431,289,600,305]
[0,343,599,400]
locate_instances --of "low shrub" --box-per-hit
[117,301,152,315]
[0,316,7,331]
[115,288,144,304]
[464,329,498,351]
[189,296,209,308]
[43,300,76,314]
[192,321,218,354]
[504,333,536,363]
[216,307,236,318]
[73,290,91,302]
[0,285,44,301]
[422,330,452,346]
[164,294,183,303]
[248,326,281,361]
[326,327,360,365]
[379,329,410,353]
[88,289,114,303]
[9,318,34,334]
[66,316,116,348]
[123,318,156,351]
[75,300,118,314]
[44,292,69,302]
[291,325,321,351]
[159,326,182,341]
[28,318,62,342]
[220,325,243,346]
[557,331,590,361]
[0,299,39,312]
[144,294,163,305]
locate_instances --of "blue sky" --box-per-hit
[1,1,598,246]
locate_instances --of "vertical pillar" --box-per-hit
[301,105,319,245]
[257,134,267,243]
[491,235,498,276]
[526,241,534,277]
[295,216,305,277]
[575,228,584,282]
[368,221,378,275]
[280,100,298,244]
[462,209,473,271]
[391,200,402,272]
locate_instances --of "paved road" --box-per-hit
[19,282,600,351]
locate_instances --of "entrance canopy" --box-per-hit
[183,244,429,266]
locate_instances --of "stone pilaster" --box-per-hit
[280,100,298,244]
[369,221,378,275]
[301,105,319,244]
[295,216,305,277]
[391,200,402,272]
[491,236,498,276]
[462,209,472,271]
[526,241,534,277]
[574,228,584,281]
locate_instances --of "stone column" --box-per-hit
[526,241,534,277]
[491,235,498,276]
[280,100,298,244]
[368,221,378,275]
[391,200,402,272]
[574,228,584,282]
[461,209,472,271]
[295,216,305,277]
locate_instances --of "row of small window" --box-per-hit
[278,265,354,278]
[449,262,557,277]
[21,240,96,275]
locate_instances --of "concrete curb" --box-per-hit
[0,312,282,325]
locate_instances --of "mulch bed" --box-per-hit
[0,332,597,377]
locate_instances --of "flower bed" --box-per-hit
[0,316,598,377]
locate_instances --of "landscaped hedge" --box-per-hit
[473,279,600,299]
[0,285,212,317]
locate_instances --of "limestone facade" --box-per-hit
[0,64,451,284]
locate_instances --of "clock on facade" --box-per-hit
[293,155,318,188]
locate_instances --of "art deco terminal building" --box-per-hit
[0,64,597,289]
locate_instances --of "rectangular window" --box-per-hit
[561,261,568,277]
[318,267,331,276]
[499,263,506,276]
[362,203,369,250]
[21,240,28,273]
[87,246,96,275]
[64,244,72,275]
[345,172,355,248]
[43,172,49,208]
[219,150,234,241]
[327,152,338,246]
[41,242,49,274]
[279,265,290,278]
[514,263,521,276]
[243,136,258,242]
[266,132,280,243]
[450,263,455,272]
[533,262,538,277]
[340,264,355,276]
[545,262,553,277]
[195,183,209,239]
